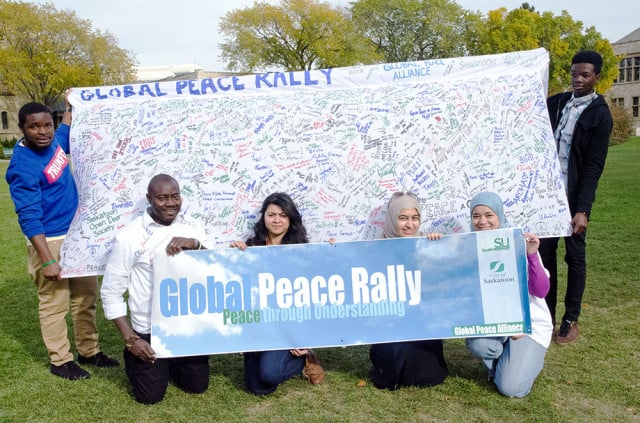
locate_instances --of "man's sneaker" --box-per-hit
[555,320,579,344]
[78,351,120,368]
[50,361,90,380]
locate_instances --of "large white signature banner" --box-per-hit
[62,47,570,277]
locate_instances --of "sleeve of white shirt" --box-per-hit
[100,233,134,320]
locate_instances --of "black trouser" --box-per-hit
[123,333,210,404]
[369,340,448,390]
[539,231,587,323]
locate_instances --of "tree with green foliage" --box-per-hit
[469,6,616,94]
[350,0,481,63]
[0,0,136,107]
[218,0,381,72]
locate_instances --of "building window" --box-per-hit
[1,111,8,130]
[633,97,639,118]
[612,98,625,107]
[618,56,640,83]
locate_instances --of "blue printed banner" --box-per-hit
[151,228,530,358]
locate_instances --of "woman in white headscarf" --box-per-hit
[368,192,448,390]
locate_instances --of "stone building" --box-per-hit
[0,89,23,141]
[609,27,640,135]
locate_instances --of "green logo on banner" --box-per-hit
[490,261,505,272]
[482,237,511,252]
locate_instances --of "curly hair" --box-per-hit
[246,192,309,246]
[18,102,52,127]
[572,50,603,75]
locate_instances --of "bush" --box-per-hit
[609,103,633,145]
[0,138,16,148]
[1,138,17,159]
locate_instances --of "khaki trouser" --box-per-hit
[28,238,100,366]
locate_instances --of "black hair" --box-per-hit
[572,50,603,75]
[18,102,52,126]
[147,174,179,194]
[246,192,309,246]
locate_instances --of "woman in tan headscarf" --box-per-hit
[382,191,426,239]
[368,192,448,390]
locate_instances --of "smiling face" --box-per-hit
[19,112,55,150]
[264,204,290,242]
[396,207,421,237]
[571,62,599,97]
[471,205,501,231]
[146,178,182,226]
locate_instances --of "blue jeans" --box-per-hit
[244,350,305,395]
[466,336,547,398]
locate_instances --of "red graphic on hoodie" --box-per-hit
[44,146,68,184]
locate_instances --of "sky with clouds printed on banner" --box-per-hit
[31,0,640,72]
[150,235,492,357]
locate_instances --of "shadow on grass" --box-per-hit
[209,353,245,389]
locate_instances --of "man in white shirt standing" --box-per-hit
[101,174,209,404]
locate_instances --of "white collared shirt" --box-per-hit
[101,211,206,334]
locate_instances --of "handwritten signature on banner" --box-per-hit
[61,48,571,277]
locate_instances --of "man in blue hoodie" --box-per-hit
[6,97,118,380]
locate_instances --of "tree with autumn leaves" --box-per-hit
[219,0,617,94]
[0,1,136,107]
[0,0,619,104]
[350,0,480,63]
[219,0,382,71]
[469,6,617,94]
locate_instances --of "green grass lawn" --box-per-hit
[1,139,639,422]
